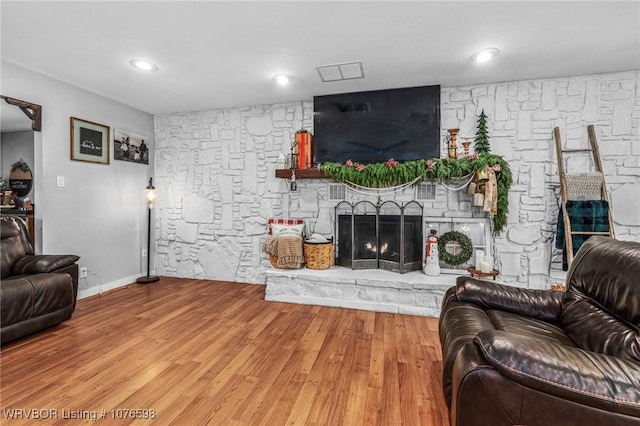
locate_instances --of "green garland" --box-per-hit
[438,231,473,266]
[319,154,512,235]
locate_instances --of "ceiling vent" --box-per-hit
[316,61,365,82]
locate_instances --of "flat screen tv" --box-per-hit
[313,85,440,164]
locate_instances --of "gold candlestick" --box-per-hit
[462,141,472,158]
[447,128,459,160]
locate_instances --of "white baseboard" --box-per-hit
[77,273,142,300]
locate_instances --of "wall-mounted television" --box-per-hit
[313,85,440,164]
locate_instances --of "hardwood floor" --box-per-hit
[1,278,449,425]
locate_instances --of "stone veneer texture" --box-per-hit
[154,70,640,288]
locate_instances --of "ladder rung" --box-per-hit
[569,231,611,235]
[562,149,592,153]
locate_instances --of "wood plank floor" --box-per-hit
[1,278,449,425]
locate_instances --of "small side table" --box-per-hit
[466,266,500,280]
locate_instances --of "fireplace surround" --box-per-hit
[335,201,423,273]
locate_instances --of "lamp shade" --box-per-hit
[145,178,157,208]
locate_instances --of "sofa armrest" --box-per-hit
[455,276,563,322]
[11,255,80,275]
[475,330,640,417]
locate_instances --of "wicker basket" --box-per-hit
[303,241,334,270]
[565,173,603,201]
[269,255,300,269]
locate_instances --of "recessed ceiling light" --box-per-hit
[273,74,291,86]
[129,59,159,72]
[471,48,500,63]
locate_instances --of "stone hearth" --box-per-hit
[265,266,456,316]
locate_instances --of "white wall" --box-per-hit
[1,60,156,297]
[444,71,640,287]
[154,70,640,289]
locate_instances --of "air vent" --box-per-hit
[329,183,346,201]
[416,182,437,201]
[316,61,365,82]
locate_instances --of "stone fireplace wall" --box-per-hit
[154,70,640,288]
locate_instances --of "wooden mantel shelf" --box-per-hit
[275,168,329,179]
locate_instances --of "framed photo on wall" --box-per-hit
[114,129,150,165]
[70,117,110,164]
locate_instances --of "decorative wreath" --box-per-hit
[438,231,473,266]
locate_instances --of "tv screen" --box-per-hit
[313,85,440,164]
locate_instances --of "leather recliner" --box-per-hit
[439,236,640,425]
[1,216,80,344]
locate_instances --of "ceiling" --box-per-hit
[1,1,639,117]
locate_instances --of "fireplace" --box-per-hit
[335,201,423,273]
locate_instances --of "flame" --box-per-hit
[380,242,388,254]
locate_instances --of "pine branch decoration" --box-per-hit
[319,153,512,235]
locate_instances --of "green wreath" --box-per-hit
[438,231,473,266]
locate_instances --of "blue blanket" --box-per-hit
[556,200,610,271]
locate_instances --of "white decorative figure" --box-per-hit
[424,230,441,277]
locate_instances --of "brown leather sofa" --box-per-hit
[439,236,640,426]
[1,216,80,344]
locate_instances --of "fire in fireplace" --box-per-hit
[335,201,423,273]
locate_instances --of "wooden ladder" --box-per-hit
[553,125,615,266]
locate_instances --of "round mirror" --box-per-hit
[9,159,33,197]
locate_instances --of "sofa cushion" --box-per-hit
[439,302,496,407]
[455,276,564,323]
[561,237,640,362]
[487,310,575,346]
[12,255,80,275]
[32,273,74,317]
[440,302,577,409]
[1,217,34,279]
[475,330,640,417]
[1,235,26,279]
[0,278,34,326]
[0,274,74,327]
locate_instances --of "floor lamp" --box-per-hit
[137,177,159,284]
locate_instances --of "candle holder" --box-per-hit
[447,128,459,160]
[295,129,313,169]
[290,133,299,191]
[462,141,472,158]
[473,191,485,207]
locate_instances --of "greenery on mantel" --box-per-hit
[319,154,512,234]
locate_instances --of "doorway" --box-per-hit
[1,96,42,252]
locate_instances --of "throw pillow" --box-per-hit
[267,218,304,234]
[271,223,305,237]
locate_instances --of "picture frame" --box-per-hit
[70,117,110,164]
[114,129,150,165]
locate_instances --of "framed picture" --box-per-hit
[114,129,150,165]
[70,117,110,164]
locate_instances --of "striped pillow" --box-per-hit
[267,218,305,235]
